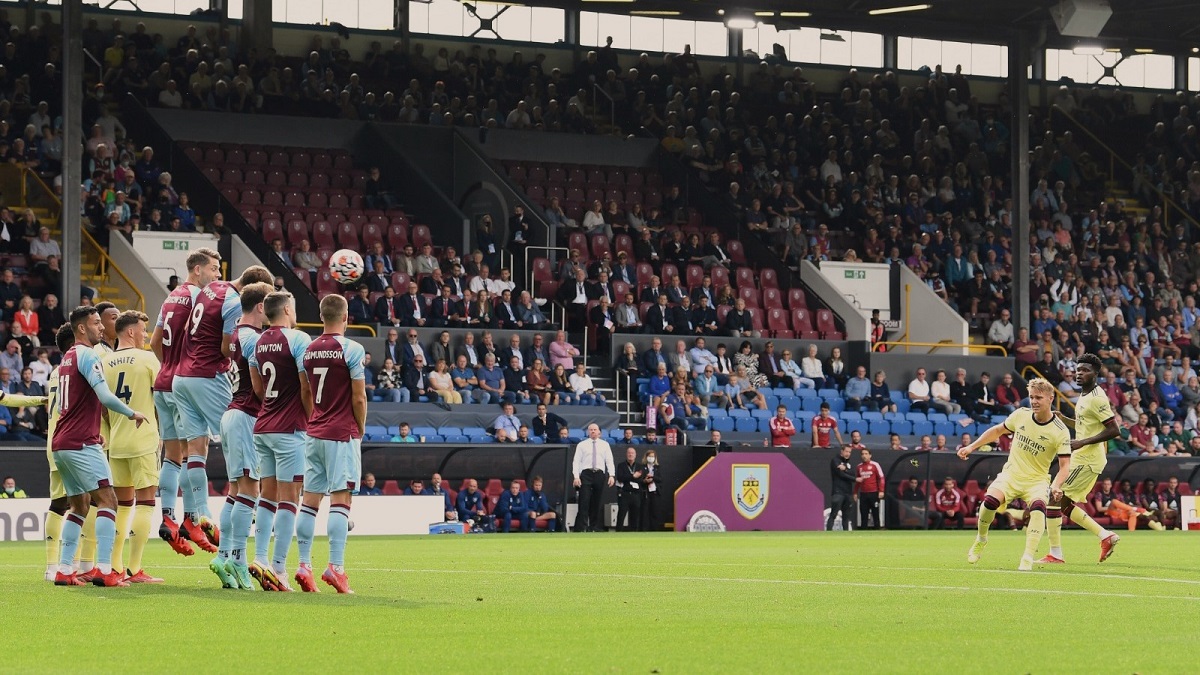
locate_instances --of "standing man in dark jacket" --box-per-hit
[615,447,643,532]
[827,444,856,531]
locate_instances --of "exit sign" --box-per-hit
[163,241,191,251]
[844,270,866,279]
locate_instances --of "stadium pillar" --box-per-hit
[241,0,273,55]
[60,0,83,311]
[1009,30,1031,335]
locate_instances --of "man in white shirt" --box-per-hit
[689,337,717,377]
[907,368,932,412]
[571,424,615,532]
[987,309,1014,351]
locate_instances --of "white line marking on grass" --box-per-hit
[649,561,1200,586]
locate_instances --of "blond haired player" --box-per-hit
[1042,353,1123,563]
[42,324,75,581]
[957,378,1071,571]
[100,310,164,583]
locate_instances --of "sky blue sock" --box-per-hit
[217,496,234,558]
[95,508,117,574]
[158,459,181,519]
[272,502,297,573]
[296,504,317,566]
[328,504,350,568]
[58,512,84,572]
[230,496,255,563]
[254,499,276,563]
[186,455,207,519]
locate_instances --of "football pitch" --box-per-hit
[3,530,1198,673]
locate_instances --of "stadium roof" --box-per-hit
[544,0,1200,55]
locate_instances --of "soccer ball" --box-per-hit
[329,249,365,285]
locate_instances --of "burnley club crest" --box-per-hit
[732,464,769,519]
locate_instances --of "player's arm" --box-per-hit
[150,324,164,361]
[1054,410,1076,430]
[221,294,241,358]
[82,352,144,424]
[1050,453,1072,496]
[958,420,1011,458]
[1071,415,1120,452]
[298,374,313,419]
[834,425,844,446]
[0,391,48,408]
[293,330,314,417]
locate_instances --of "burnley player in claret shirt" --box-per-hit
[296,294,368,594]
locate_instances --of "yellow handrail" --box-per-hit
[1019,364,1076,412]
[297,322,377,337]
[1049,104,1200,233]
[873,340,1008,356]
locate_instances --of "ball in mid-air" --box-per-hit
[329,249,365,285]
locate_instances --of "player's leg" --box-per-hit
[270,432,306,584]
[111,481,135,578]
[173,377,223,545]
[968,482,1006,563]
[1020,493,1049,571]
[77,502,99,577]
[249,434,284,590]
[153,392,184,524]
[127,486,161,583]
[44,470,68,581]
[1043,494,1065,563]
[221,410,261,588]
[320,439,358,593]
[55,493,91,585]
[295,436,325,592]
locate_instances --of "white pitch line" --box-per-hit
[4,563,1197,600]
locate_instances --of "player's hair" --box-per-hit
[237,265,273,287]
[94,301,117,316]
[240,281,272,312]
[1077,353,1103,372]
[186,247,220,272]
[532,475,543,483]
[55,323,75,352]
[263,291,294,321]
[320,293,348,325]
[69,305,97,330]
[1027,377,1055,398]
[114,310,149,335]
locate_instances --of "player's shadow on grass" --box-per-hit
[104,585,428,608]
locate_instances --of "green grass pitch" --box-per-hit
[3,530,1198,673]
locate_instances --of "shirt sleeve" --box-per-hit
[289,330,313,373]
[240,329,258,361]
[79,349,136,418]
[221,292,241,335]
[343,338,366,381]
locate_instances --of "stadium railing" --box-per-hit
[872,341,1008,356]
[1049,104,1200,233]
[1019,364,1076,412]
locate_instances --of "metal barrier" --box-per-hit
[297,322,377,337]
[1019,365,1076,412]
[872,340,1008,356]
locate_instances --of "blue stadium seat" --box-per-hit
[529,436,545,444]
[895,400,911,414]
[764,396,779,410]
[905,412,927,422]
[869,420,890,436]
[728,408,750,418]
[826,399,845,413]
[890,421,912,435]
[846,420,868,436]
[425,435,445,443]
[364,434,387,442]
[387,425,401,435]
[751,408,772,419]
[771,387,792,397]
[708,407,728,418]
[461,426,486,437]
[797,388,817,398]
[840,412,861,421]
[934,422,955,438]
[884,411,904,421]
[926,413,948,423]
[797,417,812,433]
[947,414,969,423]
[779,396,800,411]
[861,412,883,422]
[889,391,904,403]
[711,417,735,432]
[468,435,494,444]
[913,421,933,437]
[802,398,822,412]
[440,426,462,436]
[443,435,469,443]
[818,388,839,400]
[735,417,758,432]
[365,424,388,437]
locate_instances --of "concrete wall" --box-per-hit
[147,109,362,149]
[475,129,659,167]
[107,234,168,314]
[896,265,970,356]
[799,260,871,341]
[869,352,1016,387]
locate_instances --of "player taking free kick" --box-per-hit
[957,378,1071,571]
